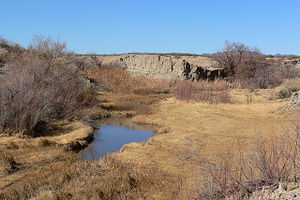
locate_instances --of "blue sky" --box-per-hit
[0,0,299,54]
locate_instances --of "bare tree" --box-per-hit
[214,41,263,79]
[28,35,68,65]
[213,41,285,89]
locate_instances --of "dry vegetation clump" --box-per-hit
[0,37,24,67]
[107,97,152,114]
[277,78,300,99]
[0,151,181,200]
[174,80,231,103]
[185,125,300,199]
[213,42,299,90]
[85,65,172,93]
[0,150,18,177]
[0,37,97,136]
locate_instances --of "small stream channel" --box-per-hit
[78,118,154,160]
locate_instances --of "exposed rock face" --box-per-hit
[287,91,300,111]
[250,182,300,200]
[79,54,300,81]
[284,58,300,70]
[80,54,222,80]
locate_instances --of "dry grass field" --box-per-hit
[0,87,298,199]
[111,89,294,198]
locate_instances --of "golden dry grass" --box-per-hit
[0,88,296,199]
[86,67,172,92]
[114,91,289,188]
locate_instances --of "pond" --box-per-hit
[78,118,154,160]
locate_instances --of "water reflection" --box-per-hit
[78,118,154,160]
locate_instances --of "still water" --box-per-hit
[78,118,154,160]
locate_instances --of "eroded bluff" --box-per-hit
[80,54,224,80]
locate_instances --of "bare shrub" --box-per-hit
[174,80,194,100]
[185,125,300,199]
[213,41,262,79]
[174,80,231,104]
[213,41,290,89]
[28,35,68,64]
[0,36,24,67]
[0,52,97,136]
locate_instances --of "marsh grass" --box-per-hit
[174,80,231,104]
[85,65,172,93]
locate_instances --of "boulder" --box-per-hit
[287,91,300,111]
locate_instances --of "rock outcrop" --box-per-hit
[79,54,222,80]
[250,182,300,200]
[287,91,300,111]
[79,54,300,81]
[284,58,300,70]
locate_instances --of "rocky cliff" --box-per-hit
[79,54,222,80]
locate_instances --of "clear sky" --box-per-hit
[0,0,299,55]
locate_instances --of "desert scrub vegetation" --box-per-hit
[0,37,97,136]
[174,80,231,103]
[0,37,24,67]
[85,64,172,93]
[213,41,299,90]
[277,78,300,99]
[184,124,300,199]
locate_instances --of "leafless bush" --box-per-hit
[174,80,231,104]
[213,41,292,89]
[213,41,261,79]
[28,35,68,64]
[0,36,24,67]
[185,125,300,199]
[0,50,97,136]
